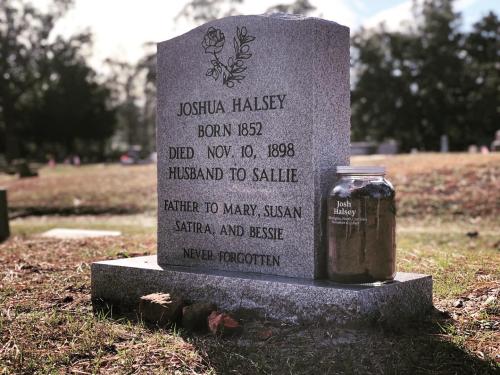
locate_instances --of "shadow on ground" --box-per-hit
[9,206,143,219]
[98,304,498,375]
[191,315,497,374]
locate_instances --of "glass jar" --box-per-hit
[327,166,396,283]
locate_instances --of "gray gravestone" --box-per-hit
[91,14,433,325]
[440,135,449,153]
[157,13,350,279]
[0,189,9,242]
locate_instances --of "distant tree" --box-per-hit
[105,60,143,150]
[0,0,70,161]
[266,0,315,15]
[352,0,499,151]
[413,0,466,150]
[352,0,469,151]
[137,49,157,153]
[351,29,420,149]
[176,0,243,24]
[0,0,116,162]
[463,12,500,147]
[104,51,157,156]
[34,34,115,158]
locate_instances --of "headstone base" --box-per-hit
[91,256,432,325]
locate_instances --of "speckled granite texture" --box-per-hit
[92,256,433,325]
[92,15,433,325]
[156,14,350,279]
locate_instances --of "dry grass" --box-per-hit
[352,153,500,217]
[2,152,499,219]
[0,153,499,374]
[1,217,498,374]
[1,235,210,374]
[1,164,156,217]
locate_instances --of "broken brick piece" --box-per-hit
[208,311,241,336]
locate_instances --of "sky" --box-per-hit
[34,0,500,73]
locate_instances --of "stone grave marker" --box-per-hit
[156,13,350,279]
[92,14,432,325]
[0,189,9,242]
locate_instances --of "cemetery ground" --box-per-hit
[1,154,499,374]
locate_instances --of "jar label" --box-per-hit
[328,198,367,225]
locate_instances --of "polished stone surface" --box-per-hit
[156,14,350,279]
[92,256,433,325]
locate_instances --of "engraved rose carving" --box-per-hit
[202,27,225,54]
[202,26,255,88]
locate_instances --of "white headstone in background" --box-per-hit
[42,228,121,239]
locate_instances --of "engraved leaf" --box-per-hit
[211,60,222,73]
[204,25,255,88]
[232,67,246,74]
[233,37,239,55]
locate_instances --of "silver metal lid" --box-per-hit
[335,166,386,175]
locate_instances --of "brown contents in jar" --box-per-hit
[327,177,396,283]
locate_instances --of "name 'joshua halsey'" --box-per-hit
[176,94,286,117]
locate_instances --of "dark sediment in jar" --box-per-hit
[327,179,396,283]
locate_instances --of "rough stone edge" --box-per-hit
[311,19,351,279]
[157,13,349,48]
[91,256,433,325]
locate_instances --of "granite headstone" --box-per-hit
[157,13,350,279]
[91,14,433,325]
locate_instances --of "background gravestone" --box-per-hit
[156,14,350,279]
[0,189,9,242]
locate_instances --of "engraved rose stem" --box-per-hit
[212,52,231,75]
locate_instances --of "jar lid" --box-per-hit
[336,166,386,175]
